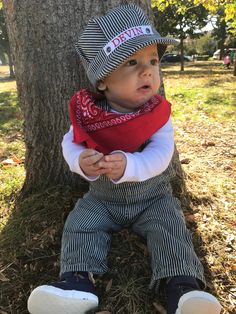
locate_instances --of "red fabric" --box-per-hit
[69,89,171,154]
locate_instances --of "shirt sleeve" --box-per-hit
[111,117,175,184]
[61,126,99,181]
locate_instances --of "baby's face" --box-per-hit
[98,44,160,113]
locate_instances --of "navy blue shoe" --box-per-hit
[28,271,98,314]
[165,276,221,314]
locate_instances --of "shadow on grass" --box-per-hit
[161,61,233,77]
[0,91,22,135]
[162,61,222,69]
[163,70,231,77]
[0,170,232,313]
[205,94,236,107]
[0,185,80,314]
[0,77,16,83]
[186,62,221,69]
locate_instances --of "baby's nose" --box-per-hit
[140,64,152,76]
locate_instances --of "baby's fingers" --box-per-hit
[98,160,122,169]
[104,154,124,162]
[81,150,104,166]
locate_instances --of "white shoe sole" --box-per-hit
[28,285,99,314]
[176,291,222,314]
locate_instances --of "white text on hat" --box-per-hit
[103,25,153,56]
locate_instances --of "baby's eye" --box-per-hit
[150,59,159,66]
[126,59,137,66]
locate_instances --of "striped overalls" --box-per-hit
[60,163,205,290]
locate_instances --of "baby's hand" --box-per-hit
[97,153,127,181]
[79,149,105,177]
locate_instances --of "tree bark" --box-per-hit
[8,51,14,78]
[218,19,227,60]
[3,0,183,195]
[180,36,184,72]
[234,53,236,77]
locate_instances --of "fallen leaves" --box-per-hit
[201,140,216,147]
[153,302,167,314]
[0,272,9,282]
[1,155,24,166]
[181,158,191,164]
[105,279,113,292]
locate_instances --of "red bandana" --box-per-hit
[69,89,171,154]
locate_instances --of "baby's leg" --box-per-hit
[60,193,121,275]
[28,193,121,314]
[132,193,221,314]
[133,194,205,284]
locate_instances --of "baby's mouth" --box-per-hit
[138,84,151,91]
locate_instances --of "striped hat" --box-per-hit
[75,4,179,86]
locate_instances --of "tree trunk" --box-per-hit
[6,49,15,78]
[180,36,184,72]
[218,19,226,60]
[234,53,236,77]
[3,0,183,195]
[0,51,8,64]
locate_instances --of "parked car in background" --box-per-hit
[161,53,192,63]
[213,49,221,60]
[213,48,236,60]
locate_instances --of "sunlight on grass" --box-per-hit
[0,81,17,92]
[0,164,25,230]
[0,165,25,198]
[0,66,25,231]
[0,66,16,92]
[162,61,236,123]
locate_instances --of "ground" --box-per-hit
[0,61,235,313]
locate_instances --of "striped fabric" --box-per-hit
[75,4,179,86]
[60,165,205,291]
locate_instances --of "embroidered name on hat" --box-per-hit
[103,25,153,56]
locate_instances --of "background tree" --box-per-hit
[152,0,236,32]
[181,32,216,57]
[153,2,208,71]
[152,0,236,75]
[3,0,183,195]
[194,0,236,33]
[0,4,14,77]
[210,6,236,76]
[212,8,229,59]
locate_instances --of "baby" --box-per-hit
[28,4,222,314]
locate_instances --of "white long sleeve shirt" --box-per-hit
[62,117,175,184]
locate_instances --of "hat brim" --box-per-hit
[88,34,179,85]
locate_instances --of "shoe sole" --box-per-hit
[28,285,98,314]
[176,291,222,314]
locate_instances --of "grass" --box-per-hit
[0,62,235,313]
[162,61,235,122]
[0,67,25,243]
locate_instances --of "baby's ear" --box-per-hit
[97,80,107,91]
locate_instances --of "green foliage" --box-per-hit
[152,0,236,33]
[153,2,208,39]
[185,33,216,55]
[194,0,236,32]
[0,6,10,60]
